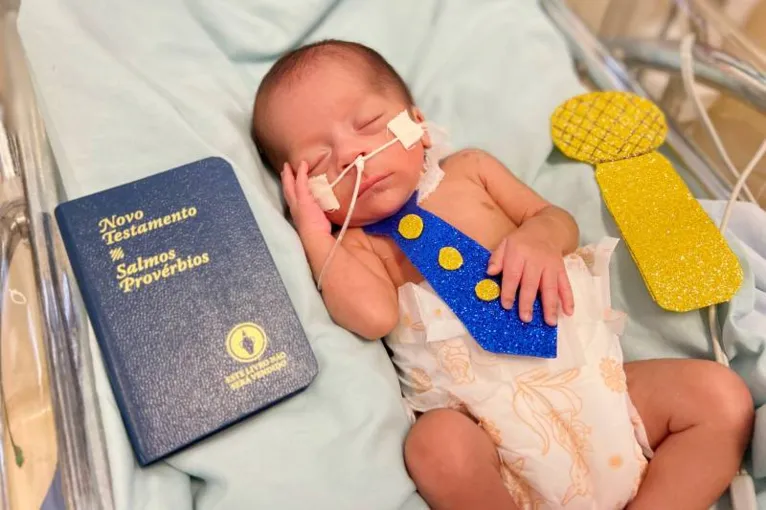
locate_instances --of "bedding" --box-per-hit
[16,0,766,508]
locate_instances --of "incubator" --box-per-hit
[2,0,765,508]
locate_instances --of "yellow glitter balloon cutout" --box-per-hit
[551,91,667,164]
[551,91,742,312]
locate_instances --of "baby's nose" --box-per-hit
[340,150,367,171]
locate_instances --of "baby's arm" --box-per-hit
[468,149,578,255]
[455,149,578,324]
[302,229,399,340]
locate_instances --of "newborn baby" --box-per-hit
[251,40,753,510]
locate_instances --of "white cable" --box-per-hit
[316,138,400,290]
[688,0,766,73]
[706,140,766,364]
[682,33,766,362]
[315,122,422,291]
[707,138,766,367]
[720,139,766,231]
[681,28,766,509]
[679,35,757,203]
[329,138,398,188]
[328,159,358,188]
[316,156,364,291]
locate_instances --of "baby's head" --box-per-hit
[252,40,431,226]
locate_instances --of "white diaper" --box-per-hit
[387,237,652,509]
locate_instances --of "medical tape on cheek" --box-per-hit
[307,156,364,213]
[387,110,425,149]
[307,174,341,211]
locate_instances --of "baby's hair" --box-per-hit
[251,39,414,169]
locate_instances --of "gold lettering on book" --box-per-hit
[99,207,197,246]
[225,352,288,391]
[97,204,211,293]
[116,250,210,293]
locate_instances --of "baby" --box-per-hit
[252,40,754,510]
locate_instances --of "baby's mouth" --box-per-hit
[358,172,393,198]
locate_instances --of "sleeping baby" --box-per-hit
[251,39,753,510]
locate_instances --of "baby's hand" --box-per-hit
[487,230,574,326]
[282,161,332,240]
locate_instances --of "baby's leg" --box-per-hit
[404,408,518,510]
[626,359,754,509]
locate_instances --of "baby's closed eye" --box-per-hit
[356,113,384,133]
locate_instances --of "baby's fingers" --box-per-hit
[293,161,312,203]
[487,238,507,276]
[500,252,523,310]
[558,269,575,316]
[540,268,560,326]
[517,263,542,323]
[281,162,297,208]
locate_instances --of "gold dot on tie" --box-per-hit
[398,214,424,240]
[438,246,463,270]
[475,279,500,302]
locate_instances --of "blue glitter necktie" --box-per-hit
[364,194,557,358]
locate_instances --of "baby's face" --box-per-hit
[262,60,428,226]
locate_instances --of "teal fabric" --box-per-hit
[17,0,765,508]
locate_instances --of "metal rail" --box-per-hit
[540,0,736,201]
[0,192,26,510]
[1,1,114,508]
[607,38,766,113]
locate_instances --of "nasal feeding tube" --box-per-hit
[310,110,425,290]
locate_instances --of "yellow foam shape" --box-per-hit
[550,90,743,312]
[438,246,463,270]
[596,152,743,311]
[551,91,667,164]
[475,279,500,302]
[398,213,424,240]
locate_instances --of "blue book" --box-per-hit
[55,157,318,466]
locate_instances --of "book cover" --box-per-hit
[54,157,318,466]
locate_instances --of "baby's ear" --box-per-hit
[410,107,432,149]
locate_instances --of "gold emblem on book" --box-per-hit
[226,323,268,363]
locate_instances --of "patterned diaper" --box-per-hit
[387,238,652,509]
